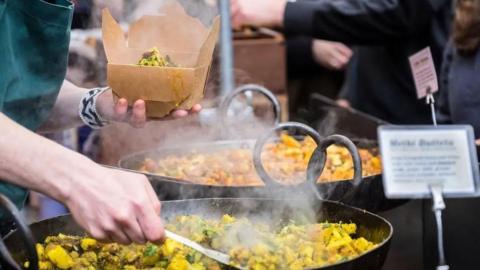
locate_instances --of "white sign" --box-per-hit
[409,47,439,99]
[378,125,479,198]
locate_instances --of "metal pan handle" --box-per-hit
[219,84,281,127]
[253,122,323,187]
[0,195,38,270]
[306,135,363,202]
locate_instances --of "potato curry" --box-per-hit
[139,135,382,186]
[26,215,377,270]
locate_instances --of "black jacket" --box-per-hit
[284,0,453,124]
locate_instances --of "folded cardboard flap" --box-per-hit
[197,16,220,66]
[102,9,128,64]
[101,2,219,117]
[128,16,208,53]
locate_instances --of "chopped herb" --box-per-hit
[144,244,158,257]
[158,258,169,267]
[186,253,195,264]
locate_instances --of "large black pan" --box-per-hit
[0,196,393,270]
[118,123,325,200]
[119,122,400,212]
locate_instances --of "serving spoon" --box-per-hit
[165,230,246,269]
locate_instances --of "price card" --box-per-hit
[409,47,438,99]
[378,125,480,198]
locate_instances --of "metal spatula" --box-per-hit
[165,230,246,269]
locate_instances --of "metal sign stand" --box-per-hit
[430,185,449,270]
[218,0,235,95]
[426,87,449,270]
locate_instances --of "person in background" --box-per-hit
[426,3,480,269]
[0,0,201,243]
[287,36,352,118]
[438,0,480,141]
[231,0,453,124]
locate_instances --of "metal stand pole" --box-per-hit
[426,87,437,126]
[218,0,235,95]
[430,185,449,270]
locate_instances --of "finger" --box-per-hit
[335,43,353,58]
[87,226,108,242]
[329,61,342,70]
[336,99,351,108]
[189,104,202,113]
[136,204,165,243]
[114,98,129,122]
[102,221,131,244]
[332,51,350,68]
[114,206,147,243]
[170,110,189,118]
[121,219,146,244]
[129,100,147,128]
[109,230,131,245]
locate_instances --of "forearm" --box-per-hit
[283,0,433,45]
[39,80,152,132]
[38,80,88,133]
[0,112,166,243]
[0,113,97,202]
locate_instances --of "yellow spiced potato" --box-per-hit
[137,47,176,67]
[27,215,377,270]
[46,245,74,269]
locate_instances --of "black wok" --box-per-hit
[1,197,393,270]
[120,122,402,212]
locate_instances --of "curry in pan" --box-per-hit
[27,215,377,270]
[139,135,382,186]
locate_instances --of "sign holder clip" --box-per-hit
[426,86,437,126]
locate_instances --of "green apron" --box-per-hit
[0,0,73,213]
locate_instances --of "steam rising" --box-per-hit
[89,0,218,27]
[65,0,338,249]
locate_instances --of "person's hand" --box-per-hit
[96,88,202,128]
[336,99,351,108]
[231,0,287,29]
[312,40,353,70]
[64,165,164,244]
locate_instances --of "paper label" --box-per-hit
[409,47,438,99]
[378,125,479,198]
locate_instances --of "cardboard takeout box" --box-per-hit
[102,3,220,117]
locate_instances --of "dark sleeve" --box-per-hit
[337,51,358,101]
[284,0,434,45]
[436,41,453,124]
[286,36,318,77]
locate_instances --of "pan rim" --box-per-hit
[4,198,393,270]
